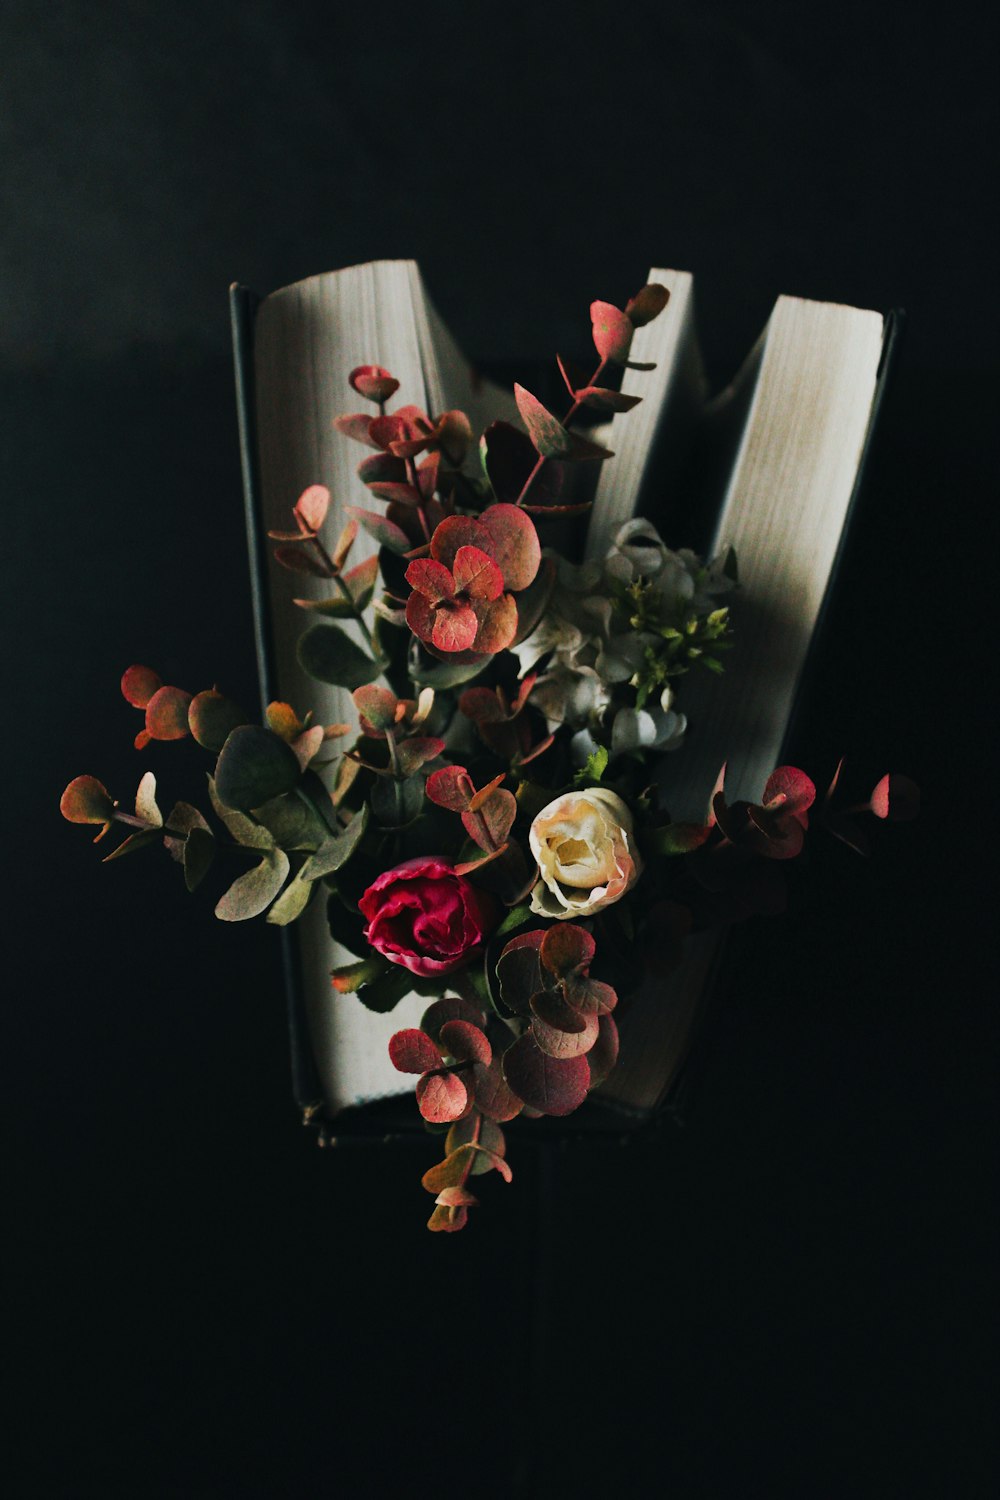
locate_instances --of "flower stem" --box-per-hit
[515,356,608,507]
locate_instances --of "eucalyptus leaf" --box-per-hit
[371,774,424,828]
[301,805,369,880]
[183,826,215,891]
[135,771,163,827]
[252,792,326,850]
[215,848,290,922]
[265,868,315,925]
[297,622,383,690]
[101,828,162,862]
[355,965,418,1014]
[207,776,275,851]
[215,725,301,811]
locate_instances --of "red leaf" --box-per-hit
[416,452,440,499]
[366,481,423,507]
[531,1008,600,1059]
[60,774,114,825]
[430,514,490,570]
[121,664,161,709]
[145,686,192,742]
[870,773,920,822]
[470,594,517,654]
[404,590,435,643]
[406,558,455,602]
[585,1013,620,1089]
[388,1028,441,1074]
[624,283,670,326]
[349,364,400,404]
[501,1033,590,1116]
[273,544,328,576]
[346,505,411,554]
[294,484,330,533]
[496,931,545,1015]
[590,300,634,363]
[431,600,479,652]
[458,687,507,726]
[421,1145,477,1193]
[477,504,542,592]
[763,766,816,824]
[356,452,406,486]
[416,1070,469,1123]
[394,736,446,775]
[332,413,378,447]
[352,684,398,732]
[472,1055,524,1122]
[452,545,503,601]
[540,924,595,979]
[574,385,642,413]
[480,420,565,507]
[332,518,359,569]
[427,1203,469,1232]
[462,787,516,850]
[420,994,488,1045]
[439,1019,492,1066]
[425,766,475,812]
[514,383,572,459]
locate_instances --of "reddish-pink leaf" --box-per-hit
[529,987,589,1035]
[404,590,435,643]
[496,931,545,1015]
[432,600,479,652]
[425,766,475,812]
[590,300,634,363]
[394,736,446,775]
[452,545,503,601]
[512,557,556,645]
[748,805,806,859]
[563,973,618,1015]
[470,594,518,653]
[531,1008,600,1059]
[556,353,591,397]
[273,544,328,576]
[349,364,400,404]
[60,774,114,825]
[294,484,330,534]
[458,686,507,726]
[415,1070,469,1123]
[435,1184,479,1209]
[454,843,510,876]
[870,773,920,822]
[366,481,423,507]
[346,505,411,554]
[435,409,473,464]
[477,504,541,592]
[763,766,816,824]
[540,923,595,979]
[472,1055,524,1122]
[439,1019,492,1066]
[352,684,398,732]
[480,419,565,506]
[430,514,490,570]
[502,1033,590,1116]
[406,558,454,602]
[624,283,670,326]
[416,452,440,499]
[332,412,378,448]
[121,665,161,708]
[513,383,572,459]
[421,1144,477,1193]
[427,1203,469,1232]
[462,787,516,850]
[356,451,406,486]
[388,1028,442,1074]
[145,686,192,741]
[585,1013,620,1088]
[574,385,642,413]
[370,404,429,453]
[420,994,488,1045]
[331,518,359,570]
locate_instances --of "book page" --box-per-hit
[585,268,702,560]
[253,262,431,1113]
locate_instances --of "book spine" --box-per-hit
[229,284,324,1116]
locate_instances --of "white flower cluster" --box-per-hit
[511,518,733,764]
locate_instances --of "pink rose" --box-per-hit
[358,857,495,977]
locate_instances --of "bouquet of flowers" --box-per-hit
[61,282,918,1232]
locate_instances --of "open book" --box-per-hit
[230,261,897,1124]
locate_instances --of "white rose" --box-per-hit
[528,787,642,920]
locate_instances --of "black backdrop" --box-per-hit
[4,3,997,1496]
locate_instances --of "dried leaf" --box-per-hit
[624,283,670,326]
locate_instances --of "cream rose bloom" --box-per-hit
[528,787,642,920]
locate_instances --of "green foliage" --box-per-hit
[214,726,301,811]
[297,622,385,690]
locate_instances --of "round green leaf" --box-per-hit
[188,689,249,752]
[297,623,382,690]
[214,725,301,811]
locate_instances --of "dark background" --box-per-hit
[4,2,997,1495]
